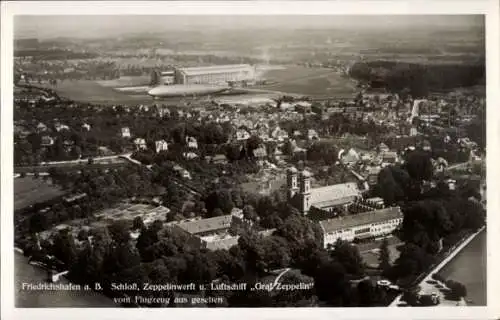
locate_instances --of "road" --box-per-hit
[14,154,134,175]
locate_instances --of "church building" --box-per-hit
[287,167,362,215]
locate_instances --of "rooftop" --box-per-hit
[310,182,360,207]
[176,214,233,235]
[179,64,254,76]
[319,206,402,233]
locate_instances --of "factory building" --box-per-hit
[174,64,256,85]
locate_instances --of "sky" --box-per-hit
[14,15,484,39]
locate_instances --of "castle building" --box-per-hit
[168,209,252,251]
[287,167,362,215]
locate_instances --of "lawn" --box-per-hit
[14,177,66,211]
[358,236,403,268]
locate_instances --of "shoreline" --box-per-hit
[15,251,116,307]
[389,226,486,307]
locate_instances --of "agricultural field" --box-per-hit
[14,177,65,211]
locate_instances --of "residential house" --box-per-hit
[410,127,418,137]
[327,107,344,114]
[134,138,147,151]
[41,135,54,146]
[81,123,91,131]
[155,140,169,153]
[364,166,382,186]
[173,165,192,180]
[421,140,432,152]
[341,148,360,165]
[307,129,320,140]
[186,136,198,149]
[271,126,289,142]
[183,152,199,160]
[14,125,30,138]
[274,148,287,161]
[121,127,131,138]
[294,101,312,112]
[377,143,390,153]
[252,147,267,160]
[380,151,399,165]
[54,123,70,132]
[212,154,228,165]
[235,128,251,141]
[36,122,48,132]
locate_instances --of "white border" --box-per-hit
[1,1,499,320]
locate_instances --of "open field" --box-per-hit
[45,80,153,105]
[14,177,65,211]
[46,65,358,104]
[257,65,357,98]
[96,75,150,88]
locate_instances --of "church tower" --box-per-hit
[298,170,312,214]
[286,166,299,201]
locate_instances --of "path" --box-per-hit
[272,268,291,288]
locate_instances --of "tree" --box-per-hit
[133,216,145,231]
[242,204,258,222]
[378,238,391,274]
[405,150,433,182]
[261,236,292,271]
[446,280,467,300]
[330,239,365,277]
[108,220,131,244]
[376,166,409,206]
[52,229,78,267]
[390,243,433,281]
[401,290,420,306]
[212,208,224,217]
[357,279,386,306]
[136,225,160,261]
[313,260,349,306]
[205,189,235,215]
[246,135,262,155]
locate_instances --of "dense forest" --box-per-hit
[349,60,485,98]
[14,49,99,60]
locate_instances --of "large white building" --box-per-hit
[319,206,403,248]
[174,64,256,85]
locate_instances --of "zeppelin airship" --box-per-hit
[147,84,231,98]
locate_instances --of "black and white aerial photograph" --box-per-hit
[4,5,493,315]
